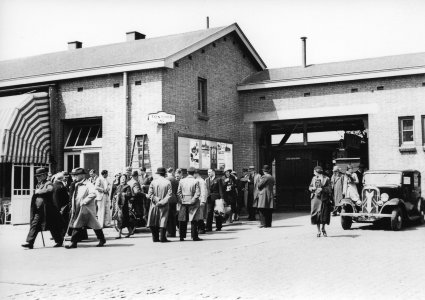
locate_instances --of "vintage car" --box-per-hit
[340,170,424,231]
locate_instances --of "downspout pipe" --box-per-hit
[124,71,130,167]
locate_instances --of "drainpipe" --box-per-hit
[301,37,307,68]
[123,71,129,167]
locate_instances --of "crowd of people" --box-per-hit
[309,163,366,237]
[21,164,276,249]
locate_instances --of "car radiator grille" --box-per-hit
[361,187,380,214]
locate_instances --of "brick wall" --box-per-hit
[239,74,425,192]
[162,32,261,174]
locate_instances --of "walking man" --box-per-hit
[22,167,64,249]
[177,167,201,241]
[247,166,261,221]
[205,168,224,231]
[66,168,106,249]
[255,165,275,228]
[147,167,172,242]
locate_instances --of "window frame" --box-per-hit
[197,77,207,116]
[398,116,415,146]
[64,124,102,149]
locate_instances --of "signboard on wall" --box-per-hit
[178,136,232,170]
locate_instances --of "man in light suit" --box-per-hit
[94,170,110,227]
[177,167,201,241]
[247,166,261,221]
[255,165,275,228]
[147,167,172,243]
[66,168,106,249]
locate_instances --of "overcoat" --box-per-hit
[114,184,133,229]
[249,173,262,207]
[309,175,332,225]
[147,176,172,228]
[30,180,64,231]
[177,175,201,222]
[196,177,208,219]
[254,174,275,209]
[69,179,102,230]
[52,181,69,210]
[331,174,344,206]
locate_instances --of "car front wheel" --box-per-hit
[341,208,352,230]
[390,207,403,231]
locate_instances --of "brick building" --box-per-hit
[0,23,265,224]
[0,24,424,223]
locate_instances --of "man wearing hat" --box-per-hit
[146,167,172,242]
[205,168,224,231]
[237,168,249,220]
[254,165,276,228]
[177,167,201,241]
[127,170,144,226]
[247,166,261,221]
[22,168,65,249]
[66,168,106,248]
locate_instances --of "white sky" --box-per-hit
[1,0,424,68]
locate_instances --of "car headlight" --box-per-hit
[381,193,389,202]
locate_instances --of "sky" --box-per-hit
[1,0,425,69]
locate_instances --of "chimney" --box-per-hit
[206,16,210,29]
[301,37,307,67]
[126,31,146,41]
[68,41,82,50]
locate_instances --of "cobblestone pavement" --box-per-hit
[1,212,425,300]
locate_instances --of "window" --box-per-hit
[399,117,414,145]
[13,164,31,196]
[65,124,102,148]
[197,77,207,115]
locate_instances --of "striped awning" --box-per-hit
[0,92,51,164]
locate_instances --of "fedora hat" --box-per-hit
[71,167,86,175]
[156,167,166,175]
[131,170,139,177]
[35,167,48,176]
[187,166,196,173]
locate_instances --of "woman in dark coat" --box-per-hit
[309,166,332,237]
[222,169,237,223]
[113,174,134,238]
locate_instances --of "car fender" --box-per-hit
[340,198,356,212]
[381,198,406,215]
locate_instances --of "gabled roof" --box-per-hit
[0,23,266,88]
[238,52,425,91]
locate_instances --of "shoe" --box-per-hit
[96,239,106,247]
[53,242,63,248]
[317,233,321,238]
[21,243,33,249]
[192,237,202,241]
[160,239,171,243]
[65,243,77,249]
[259,225,265,228]
[322,230,327,237]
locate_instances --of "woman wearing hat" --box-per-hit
[309,166,332,237]
[113,174,135,239]
[222,169,237,223]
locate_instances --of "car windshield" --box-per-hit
[363,173,401,186]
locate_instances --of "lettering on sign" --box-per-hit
[148,111,176,124]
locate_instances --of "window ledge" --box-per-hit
[399,145,417,153]
[197,112,209,121]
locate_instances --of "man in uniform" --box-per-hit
[66,168,106,249]
[22,167,64,249]
[146,167,172,243]
[177,167,201,241]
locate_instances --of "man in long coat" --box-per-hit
[22,168,64,249]
[166,168,178,237]
[94,170,111,227]
[52,172,70,237]
[147,167,172,242]
[177,167,201,241]
[194,169,208,234]
[205,169,224,231]
[66,168,106,249]
[255,165,275,228]
[247,166,261,221]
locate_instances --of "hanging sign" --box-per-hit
[148,111,176,124]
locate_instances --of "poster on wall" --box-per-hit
[189,139,200,168]
[201,140,211,169]
[217,142,226,170]
[210,144,217,170]
[224,143,233,170]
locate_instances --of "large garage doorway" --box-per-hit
[257,115,368,210]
